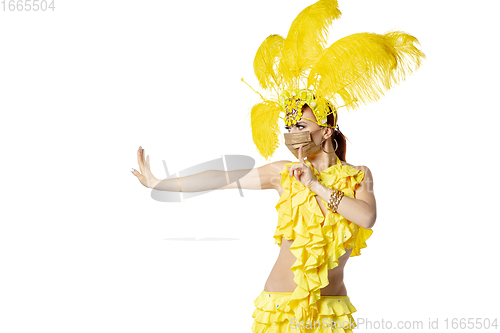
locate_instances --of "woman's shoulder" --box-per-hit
[341,160,369,172]
[266,160,294,170]
[256,160,293,176]
[342,162,375,190]
[256,160,293,193]
[272,160,294,176]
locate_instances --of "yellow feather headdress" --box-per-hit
[243,0,426,161]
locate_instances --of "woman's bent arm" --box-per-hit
[310,165,377,229]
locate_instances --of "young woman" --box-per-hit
[132,1,424,331]
[131,102,375,332]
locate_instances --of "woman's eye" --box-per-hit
[284,125,304,131]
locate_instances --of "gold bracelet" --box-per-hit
[332,190,344,212]
[327,190,335,210]
[327,189,339,210]
[327,189,344,213]
[330,190,343,213]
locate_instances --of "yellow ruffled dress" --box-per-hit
[252,156,373,333]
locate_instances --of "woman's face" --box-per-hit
[284,105,323,144]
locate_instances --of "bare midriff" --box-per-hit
[264,177,353,296]
[263,238,352,296]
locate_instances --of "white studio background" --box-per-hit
[1,0,499,332]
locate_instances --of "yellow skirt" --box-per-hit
[251,291,357,333]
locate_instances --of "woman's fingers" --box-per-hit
[137,146,145,174]
[288,164,307,182]
[133,146,159,188]
[288,165,302,179]
[131,165,148,188]
[131,168,141,178]
[143,154,153,177]
[132,146,143,177]
[131,167,141,180]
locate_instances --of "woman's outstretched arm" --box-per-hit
[151,160,289,192]
[131,146,290,193]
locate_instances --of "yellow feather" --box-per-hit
[280,0,342,83]
[307,30,426,110]
[253,34,285,91]
[250,101,282,160]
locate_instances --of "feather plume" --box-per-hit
[253,34,285,91]
[307,30,426,110]
[250,101,282,160]
[280,0,342,83]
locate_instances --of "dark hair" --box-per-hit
[325,103,349,162]
[303,102,349,162]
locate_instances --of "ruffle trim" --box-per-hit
[251,292,357,333]
[272,160,373,325]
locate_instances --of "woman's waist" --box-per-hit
[273,247,349,276]
[261,289,350,299]
[263,281,348,297]
[265,268,346,294]
[266,268,345,283]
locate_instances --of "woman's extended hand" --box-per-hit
[287,146,317,188]
[131,146,160,189]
